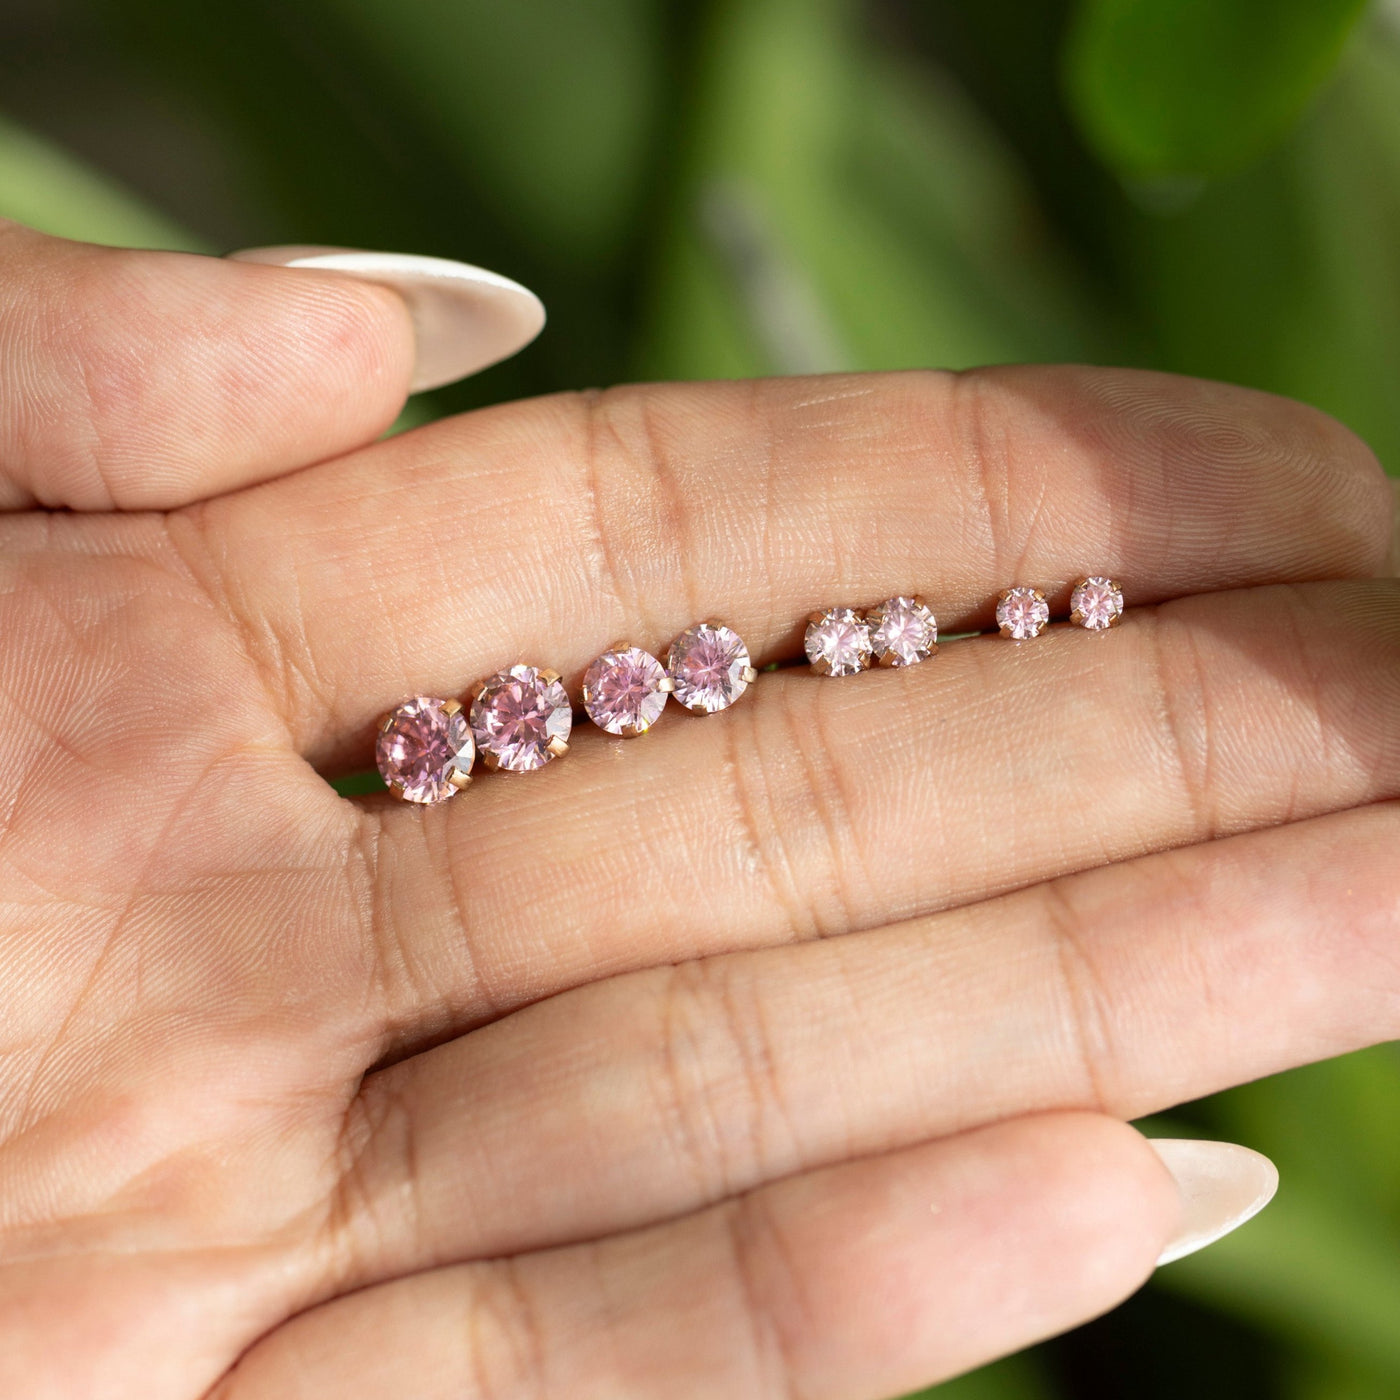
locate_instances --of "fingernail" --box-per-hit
[226,246,546,393]
[1149,1138,1279,1266]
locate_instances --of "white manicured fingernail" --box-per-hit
[227,245,546,392]
[1149,1138,1279,1266]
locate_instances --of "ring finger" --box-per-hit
[323,798,1396,1291]
[360,576,1400,1046]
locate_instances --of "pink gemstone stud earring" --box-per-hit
[583,644,674,737]
[376,696,475,803]
[804,607,872,676]
[996,587,1050,640]
[667,622,757,714]
[468,664,572,771]
[1070,576,1125,630]
[866,595,938,667]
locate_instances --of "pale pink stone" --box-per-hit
[1071,576,1124,631]
[867,595,937,667]
[996,587,1050,640]
[667,622,753,714]
[804,607,872,676]
[376,696,474,804]
[469,665,573,771]
[583,646,669,736]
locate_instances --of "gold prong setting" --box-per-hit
[866,595,938,667]
[995,586,1051,641]
[374,696,476,805]
[665,621,757,714]
[468,664,574,773]
[1069,576,1125,631]
[582,644,672,737]
[804,606,873,677]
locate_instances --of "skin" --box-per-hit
[0,218,1396,1400]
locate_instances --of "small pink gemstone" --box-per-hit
[1071,576,1124,631]
[667,622,753,714]
[804,607,872,676]
[867,595,937,667]
[376,697,474,804]
[583,646,669,736]
[469,665,573,772]
[996,587,1050,640]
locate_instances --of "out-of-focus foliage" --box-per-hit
[0,112,199,249]
[1064,0,1373,179]
[0,2,1396,1397]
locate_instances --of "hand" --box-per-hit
[0,220,1395,1400]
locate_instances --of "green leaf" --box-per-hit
[0,112,200,250]
[318,0,665,271]
[1063,0,1372,180]
[637,0,1123,381]
[1099,23,1400,474]
[902,1351,1054,1399]
[1155,1170,1400,1381]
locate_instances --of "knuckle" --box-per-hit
[463,1259,551,1400]
[569,384,697,628]
[722,1193,809,1400]
[654,957,794,1201]
[1038,879,1118,1114]
[1140,607,1218,833]
[322,1074,425,1286]
[758,680,871,937]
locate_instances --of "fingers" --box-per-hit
[356,578,1400,1046]
[322,800,1393,1283]
[218,1115,1180,1400]
[0,221,419,510]
[1389,477,1399,576]
[228,247,545,394]
[171,365,1391,764]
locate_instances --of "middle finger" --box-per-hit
[361,577,1399,1047]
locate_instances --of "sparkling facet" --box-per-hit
[469,665,573,771]
[867,595,938,667]
[667,622,753,714]
[583,646,669,736]
[1070,576,1124,631]
[804,607,872,676]
[376,696,474,804]
[996,587,1050,640]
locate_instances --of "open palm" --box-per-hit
[1,222,1397,1400]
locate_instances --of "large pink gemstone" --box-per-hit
[996,587,1050,641]
[469,665,573,771]
[376,696,474,804]
[867,595,937,666]
[1070,576,1124,631]
[667,622,753,714]
[583,646,669,736]
[804,607,872,676]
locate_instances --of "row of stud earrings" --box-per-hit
[375,577,1125,804]
[375,621,757,803]
[806,576,1125,676]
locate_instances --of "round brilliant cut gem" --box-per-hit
[867,595,938,667]
[1070,576,1125,631]
[667,622,754,714]
[996,587,1050,641]
[376,696,474,804]
[469,664,573,772]
[583,646,670,736]
[804,607,872,676]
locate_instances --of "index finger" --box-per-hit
[166,364,1391,764]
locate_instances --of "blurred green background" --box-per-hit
[1,0,1398,1395]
